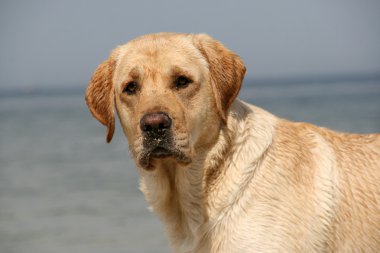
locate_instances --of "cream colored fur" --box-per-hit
[86,33,380,253]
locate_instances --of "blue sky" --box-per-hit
[0,0,379,89]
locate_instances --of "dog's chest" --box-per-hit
[139,165,206,244]
[140,167,276,253]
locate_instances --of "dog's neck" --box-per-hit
[201,100,276,218]
[138,100,277,251]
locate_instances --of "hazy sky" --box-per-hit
[0,0,379,89]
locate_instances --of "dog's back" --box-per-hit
[319,129,380,252]
[270,117,380,252]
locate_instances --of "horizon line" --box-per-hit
[1,72,379,97]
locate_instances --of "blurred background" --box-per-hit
[0,1,379,252]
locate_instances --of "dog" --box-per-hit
[86,33,380,253]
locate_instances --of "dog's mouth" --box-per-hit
[139,144,192,169]
[150,146,173,158]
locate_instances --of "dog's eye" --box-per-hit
[123,81,138,95]
[175,76,192,89]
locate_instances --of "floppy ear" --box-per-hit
[85,55,116,143]
[193,34,246,122]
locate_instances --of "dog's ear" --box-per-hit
[85,54,117,143]
[193,34,246,122]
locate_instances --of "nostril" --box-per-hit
[143,125,152,132]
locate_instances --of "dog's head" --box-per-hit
[86,33,245,169]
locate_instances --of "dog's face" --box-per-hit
[86,33,246,170]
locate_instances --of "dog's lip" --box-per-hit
[150,146,173,158]
[139,145,192,169]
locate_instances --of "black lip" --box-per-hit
[150,147,173,158]
[139,146,192,169]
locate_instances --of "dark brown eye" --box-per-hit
[175,76,192,89]
[123,81,138,95]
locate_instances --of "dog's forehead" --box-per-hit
[115,36,208,76]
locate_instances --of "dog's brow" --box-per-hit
[128,67,140,79]
[171,66,194,80]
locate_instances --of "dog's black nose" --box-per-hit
[140,112,172,133]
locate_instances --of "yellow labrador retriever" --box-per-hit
[86,33,380,253]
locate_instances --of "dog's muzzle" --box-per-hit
[138,112,191,168]
[141,111,173,157]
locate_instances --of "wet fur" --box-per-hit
[86,33,380,253]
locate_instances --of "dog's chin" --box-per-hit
[138,146,192,170]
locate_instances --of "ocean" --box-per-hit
[0,80,379,253]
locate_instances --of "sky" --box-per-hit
[0,0,379,90]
